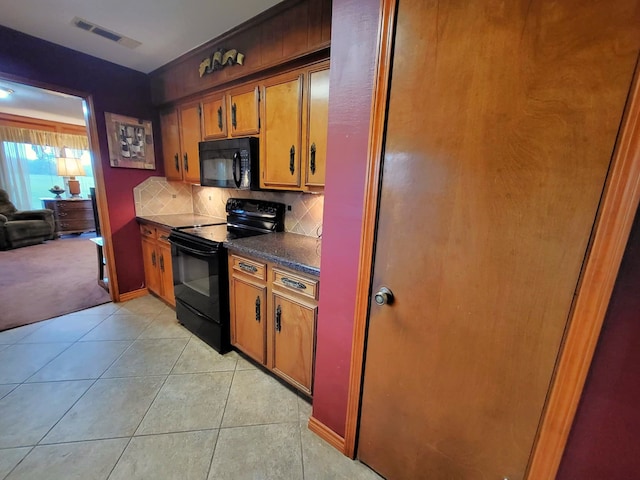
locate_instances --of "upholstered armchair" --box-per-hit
[0,189,55,250]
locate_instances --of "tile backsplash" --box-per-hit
[133,177,193,216]
[134,177,324,238]
[193,186,324,238]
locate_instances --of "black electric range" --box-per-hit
[167,198,285,352]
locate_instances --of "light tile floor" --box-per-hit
[0,295,382,480]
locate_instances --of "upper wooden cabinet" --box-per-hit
[203,87,260,140]
[261,62,330,191]
[261,72,304,189]
[304,66,330,188]
[161,102,202,183]
[160,109,181,181]
[160,62,329,190]
[202,93,227,139]
[228,86,260,137]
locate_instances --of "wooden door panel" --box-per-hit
[271,292,316,394]
[202,95,227,139]
[358,1,640,479]
[231,277,267,364]
[141,237,160,296]
[160,109,181,181]
[305,68,329,187]
[229,87,260,137]
[157,236,175,306]
[262,75,303,188]
[179,104,202,183]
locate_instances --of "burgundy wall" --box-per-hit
[557,207,640,478]
[312,0,381,437]
[0,26,161,293]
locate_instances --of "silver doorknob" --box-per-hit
[374,287,394,305]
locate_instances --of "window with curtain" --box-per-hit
[0,126,93,210]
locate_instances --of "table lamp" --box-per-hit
[56,148,86,198]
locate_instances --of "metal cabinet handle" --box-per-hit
[239,262,258,274]
[275,305,282,332]
[58,212,67,217]
[232,103,237,129]
[183,153,189,172]
[255,296,261,322]
[159,254,165,272]
[289,146,295,175]
[310,142,316,175]
[281,277,306,290]
[174,153,179,171]
[151,251,156,267]
[143,228,153,236]
[217,106,223,131]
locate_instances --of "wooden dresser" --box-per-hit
[42,198,96,236]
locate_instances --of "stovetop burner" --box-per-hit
[176,224,268,243]
[170,198,286,246]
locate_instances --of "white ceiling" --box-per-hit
[0,1,283,125]
[1,0,282,74]
[0,79,86,125]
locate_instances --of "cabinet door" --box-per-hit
[179,103,202,183]
[270,291,316,394]
[157,234,175,306]
[262,74,303,189]
[228,87,260,137]
[141,236,161,296]
[202,94,227,139]
[160,109,181,181]
[305,67,330,187]
[230,276,267,364]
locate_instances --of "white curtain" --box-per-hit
[0,126,89,150]
[0,126,89,210]
[0,142,32,210]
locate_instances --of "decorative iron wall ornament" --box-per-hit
[199,48,245,77]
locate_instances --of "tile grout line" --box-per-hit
[18,310,115,384]
[1,445,35,480]
[29,307,134,449]
[298,394,308,480]
[205,354,239,479]
[104,305,189,479]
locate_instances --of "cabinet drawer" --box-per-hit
[57,210,89,221]
[56,202,91,212]
[272,268,318,300]
[231,254,266,281]
[139,224,157,239]
[59,219,92,231]
[156,228,171,244]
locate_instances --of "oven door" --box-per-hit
[169,232,224,321]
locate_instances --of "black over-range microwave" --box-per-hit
[199,137,259,190]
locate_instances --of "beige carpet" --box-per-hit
[0,234,111,331]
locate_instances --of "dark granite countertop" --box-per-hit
[136,214,226,229]
[225,232,321,276]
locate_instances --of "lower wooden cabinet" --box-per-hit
[139,223,175,306]
[228,252,318,395]
[230,275,267,364]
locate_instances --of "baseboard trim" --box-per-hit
[308,416,347,454]
[118,288,149,302]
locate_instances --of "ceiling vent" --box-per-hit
[71,17,141,49]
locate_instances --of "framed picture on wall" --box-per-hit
[105,112,156,169]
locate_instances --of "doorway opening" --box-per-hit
[0,76,114,328]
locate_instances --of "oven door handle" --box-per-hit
[168,238,218,257]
